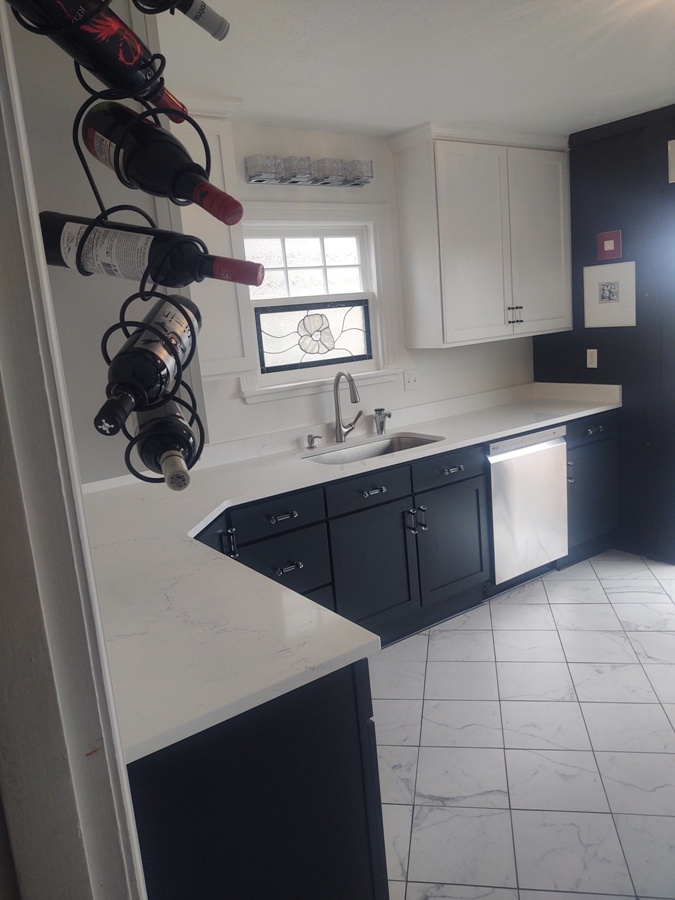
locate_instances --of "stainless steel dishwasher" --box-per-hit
[488,425,568,585]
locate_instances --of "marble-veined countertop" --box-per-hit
[83,382,621,763]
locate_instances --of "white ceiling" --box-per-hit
[157,0,675,140]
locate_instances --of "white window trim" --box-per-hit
[235,200,400,403]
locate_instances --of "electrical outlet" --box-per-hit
[587,349,598,369]
[404,370,420,391]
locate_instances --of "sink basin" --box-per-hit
[303,432,443,465]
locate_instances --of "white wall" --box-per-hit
[8,18,533,484]
[196,120,533,453]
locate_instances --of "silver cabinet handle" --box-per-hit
[275,561,304,576]
[405,509,418,535]
[268,510,299,524]
[417,505,429,531]
[362,486,387,499]
[226,527,239,559]
[567,460,574,484]
[586,425,604,436]
[443,465,465,476]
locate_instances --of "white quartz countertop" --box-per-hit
[83,382,621,763]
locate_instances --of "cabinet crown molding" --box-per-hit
[387,122,568,153]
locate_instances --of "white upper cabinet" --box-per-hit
[394,136,571,348]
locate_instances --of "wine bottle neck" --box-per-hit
[152,87,189,124]
[173,170,244,226]
[159,450,190,491]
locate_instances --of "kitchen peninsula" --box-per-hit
[85,381,621,763]
[79,381,619,897]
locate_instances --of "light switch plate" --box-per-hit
[587,348,598,369]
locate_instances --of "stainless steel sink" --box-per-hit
[302,432,443,465]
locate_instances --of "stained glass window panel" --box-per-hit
[255,299,372,373]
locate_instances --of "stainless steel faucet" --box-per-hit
[374,408,392,435]
[333,371,363,442]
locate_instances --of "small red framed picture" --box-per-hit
[597,230,622,260]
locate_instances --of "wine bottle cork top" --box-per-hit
[160,450,190,491]
[193,184,243,226]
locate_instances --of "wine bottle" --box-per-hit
[6,0,187,121]
[135,400,197,491]
[40,211,264,287]
[135,0,230,41]
[94,295,201,436]
[82,102,243,226]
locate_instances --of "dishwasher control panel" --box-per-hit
[488,425,566,458]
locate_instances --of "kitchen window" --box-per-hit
[246,234,366,300]
[238,203,400,401]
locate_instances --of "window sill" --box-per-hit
[239,369,402,404]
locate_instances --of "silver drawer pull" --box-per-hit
[586,425,604,436]
[362,486,387,498]
[268,510,299,525]
[275,561,304,576]
[417,505,429,531]
[443,465,465,476]
[226,527,239,559]
[405,509,418,535]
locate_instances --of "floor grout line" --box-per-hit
[375,552,675,900]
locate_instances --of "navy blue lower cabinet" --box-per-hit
[415,475,491,610]
[194,450,494,643]
[330,494,422,640]
[127,660,389,900]
[564,411,619,563]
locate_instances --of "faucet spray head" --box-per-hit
[347,374,360,403]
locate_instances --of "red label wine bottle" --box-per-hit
[6,0,187,120]
[82,102,243,226]
[135,400,197,490]
[94,295,201,436]
[40,211,264,287]
[137,0,230,41]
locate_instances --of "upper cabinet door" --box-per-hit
[507,147,572,336]
[394,134,571,349]
[435,141,514,344]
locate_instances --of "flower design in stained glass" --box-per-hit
[254,298,372,373]
[297,314,335,355]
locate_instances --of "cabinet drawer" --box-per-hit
[236,524,332,595]
[412,444,485,492]
[565,411,618,448]
[228,487,326,544]
[325,466,412,517]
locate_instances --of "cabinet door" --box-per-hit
[330,497,420,629]
[435,141,514,344]
[567,440,619,547]
[508,147,572,336]
[415,476,490,608]
[128,661,389,900]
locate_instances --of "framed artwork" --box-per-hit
[583,261,636,328]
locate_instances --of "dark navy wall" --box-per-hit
[533,104,675,562]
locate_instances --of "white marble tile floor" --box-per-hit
[370,551,675,900]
